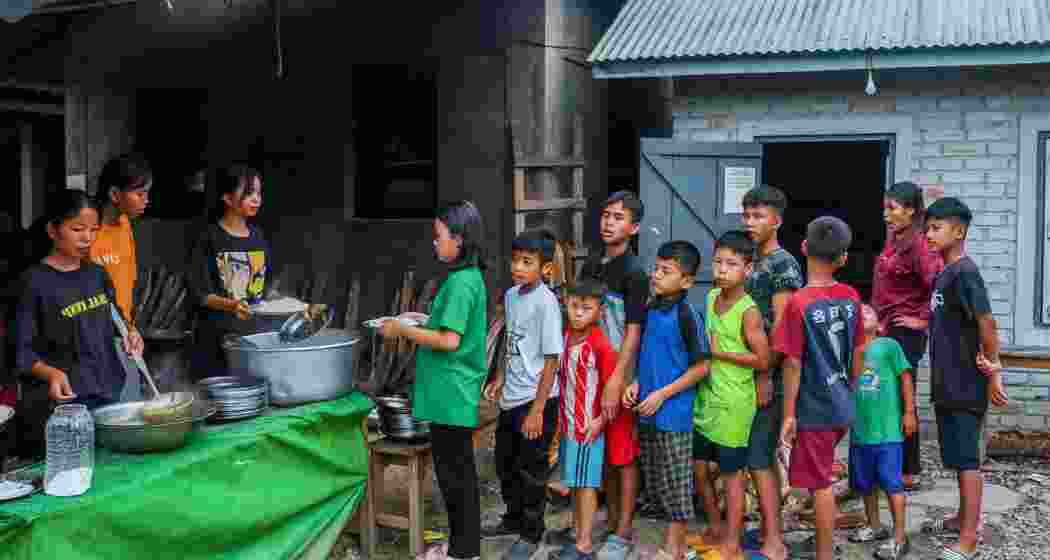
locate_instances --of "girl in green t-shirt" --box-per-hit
[378,200,487,560]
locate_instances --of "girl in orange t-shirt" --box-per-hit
[89,154,152,326]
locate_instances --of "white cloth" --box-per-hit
[500,282,564,410]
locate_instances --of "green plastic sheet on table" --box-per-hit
[0,392,374,560]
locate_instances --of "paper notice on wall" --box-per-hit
[723,167,756,214]
[66,174,87,191]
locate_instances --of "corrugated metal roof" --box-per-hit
[590,0,1050,63]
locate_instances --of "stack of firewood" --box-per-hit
[132,266,191,331]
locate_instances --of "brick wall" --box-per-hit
[669,66,1050,433]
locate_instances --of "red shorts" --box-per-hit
[789,428,846,490]
[605,406,640,466]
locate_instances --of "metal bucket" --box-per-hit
[222,329,359,406]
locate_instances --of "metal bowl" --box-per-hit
[93,395,216,453]
[373,395,430,440]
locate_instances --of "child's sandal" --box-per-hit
[939,545,980,560]
[847,525,891,543]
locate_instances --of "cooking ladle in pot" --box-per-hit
[110,305,193,422]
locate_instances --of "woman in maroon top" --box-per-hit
[872,181,944,489]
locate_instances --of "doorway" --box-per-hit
[760,138,892,300]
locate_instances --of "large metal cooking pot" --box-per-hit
[92,394,215,453]
[222,329,359,406]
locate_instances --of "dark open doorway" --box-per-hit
[761,138,892,300]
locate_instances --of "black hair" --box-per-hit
[886,181,925,224]
[96,153,152,204]
[209,164,262,222]
[714,230,756,262]
[23,189,100,267]
[741,185,788,215]
[601,190,644,224]
[656,240,701,276]
[564,278,606,301]
[925,196,973,229]
[806,216,852,262]
[436,200,487,270]
[511,229,557,263]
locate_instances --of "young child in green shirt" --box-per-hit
[847,304,917,559]
[378,200,488,560]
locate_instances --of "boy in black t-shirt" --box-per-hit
[923,197,1008,560]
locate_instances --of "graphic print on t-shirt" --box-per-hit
[216,250,267,304]
[857,367,880,394]
[808,300,856,388]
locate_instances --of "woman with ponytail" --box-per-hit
[872,181,944,490]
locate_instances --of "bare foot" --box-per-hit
[701,526,724,544]
[758,539,788,560]
[716,543,746,560]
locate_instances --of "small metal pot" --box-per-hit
[373,395,430,440]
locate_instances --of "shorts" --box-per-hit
[606,406,640,466]
[693,431,749,474]
[559,434,605,489]
[638,425,694,522]
[789,428,846,490]
[936,407,986,471]
[848,443,904,496]
[747,394,783,470]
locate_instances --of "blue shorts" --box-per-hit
[848,442,904,496]
[559,434,605,489]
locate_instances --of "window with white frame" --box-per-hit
[1039,132,1050,325]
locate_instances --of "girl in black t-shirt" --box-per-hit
[13,190,142,458]
[189,165,273,377]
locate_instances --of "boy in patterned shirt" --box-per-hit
[624,240,710,560]
[554,279,619,560]
[739,186,804,560]
[777,217,865,560]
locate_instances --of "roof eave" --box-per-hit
[592,45,1050,79]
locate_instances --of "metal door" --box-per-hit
[640,138,763,307]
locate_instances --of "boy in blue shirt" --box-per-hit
[848,304,916,560]
[623,240,710,560]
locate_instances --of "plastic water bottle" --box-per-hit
[44,404,94,497]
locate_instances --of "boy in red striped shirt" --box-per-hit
[555,279,619,560]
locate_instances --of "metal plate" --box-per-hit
[0,480,35,501]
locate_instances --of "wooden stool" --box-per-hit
[363,436,433,557]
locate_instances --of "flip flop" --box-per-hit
[740,528,762,550]
[939,546,981,560]
[686,535,719,553]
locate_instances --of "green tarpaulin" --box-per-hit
[0,392,374,560]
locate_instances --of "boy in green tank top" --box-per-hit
[693,231,770,560]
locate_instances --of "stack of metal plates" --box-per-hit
[197,376,269,421]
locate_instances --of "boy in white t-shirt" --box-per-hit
[483,229,565,560]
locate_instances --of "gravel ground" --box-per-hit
[327,440,1050,559]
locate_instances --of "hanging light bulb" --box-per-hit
[163,0,174,12]
[865,69,878,96]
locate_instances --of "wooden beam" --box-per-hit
[515,198,587,212]
[513,158,586,169]
[0,100,63,116]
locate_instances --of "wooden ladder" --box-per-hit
[511,115,588,281]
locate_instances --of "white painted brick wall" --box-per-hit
[669,77,1050,432]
